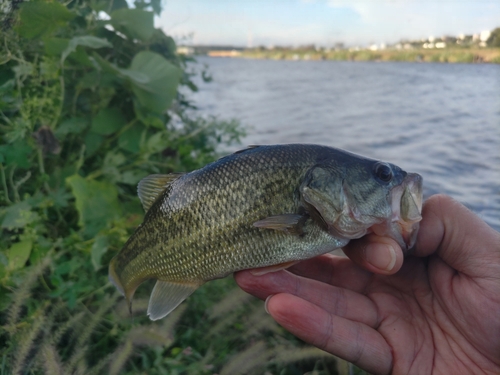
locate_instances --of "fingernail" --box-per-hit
[365,244,396,271]
[264,295,274,314]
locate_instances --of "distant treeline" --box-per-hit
[239,48,500,64]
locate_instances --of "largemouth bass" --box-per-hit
[109,144,423,320]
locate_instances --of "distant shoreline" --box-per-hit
[210,48,500,64]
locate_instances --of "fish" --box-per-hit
[108,144,423,320]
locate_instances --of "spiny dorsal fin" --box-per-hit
[233,145,261,155]
[215,145,262,164]
[137,173,185,212]
[147,280,200,321]
[253,214,307,235]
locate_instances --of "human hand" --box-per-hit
[235,195,500,374]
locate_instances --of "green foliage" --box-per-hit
[0,1,352,374]
[487,27,500,47]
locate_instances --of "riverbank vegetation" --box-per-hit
[0,0,353,374]
[241,47,500,64]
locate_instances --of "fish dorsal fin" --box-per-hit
[147,280,200,321]
[137,173,184,212]
[253,214,307,235]
[215,145,262,164]
[233,145,261,155]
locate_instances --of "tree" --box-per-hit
[487,27,500,47]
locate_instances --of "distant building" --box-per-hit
[177,46,194,55]
[435,42,446,49]
[480,30,491,42]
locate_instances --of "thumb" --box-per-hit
[415,194,500,278]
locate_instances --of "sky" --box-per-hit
[156,0,500,47]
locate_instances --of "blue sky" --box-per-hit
[156,0,500,47]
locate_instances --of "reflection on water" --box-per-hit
[187,57,500,231]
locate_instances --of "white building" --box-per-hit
[480,30,491,42]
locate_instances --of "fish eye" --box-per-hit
[374,162,393,183]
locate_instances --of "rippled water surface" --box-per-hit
[188,57,500,231]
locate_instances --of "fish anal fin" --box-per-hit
[138,173,185,212]
[147,280,200,321]
[249,260,299,276]
[253,214,307,235]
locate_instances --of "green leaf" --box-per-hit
[7,240,32,270]
[0,140,32,169]
[119,170,147,185]
[150,0,162,15]
[66,175,122,238]
[55,117,89,138]
[44,38,70,56]
[91,0,128,13]
[91,52,182,114]
[104,151,126,167]
[91,235,108,270]
[84,132,104,157]
[118,124,143,153]
[126,51,182,114]
[61,36,112,64]
[1,201,38,229]
[17,2,75,39]
[110,9,155,42]
[91,108,126,135]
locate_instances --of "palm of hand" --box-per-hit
[364,256,499,374]
[236,252,500,375]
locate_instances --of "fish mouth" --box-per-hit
[371,173,423,252]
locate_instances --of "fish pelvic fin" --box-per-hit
[147,280,201,321]
[137,173,185,212]
[249,260,300,276]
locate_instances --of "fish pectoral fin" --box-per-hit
[147,280,200,321]
[249,260,299,276]
[253,214,307,235]
[138,173,185,212]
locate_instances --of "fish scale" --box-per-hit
[109,144,423,320]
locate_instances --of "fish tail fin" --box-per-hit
[147,280,201,321]
[109,256,140,314]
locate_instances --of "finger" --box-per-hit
[266,293,392,375]
[287,254,373,293]
[342,234,404,275]
[415,194,500,278]
[235,268,379,327]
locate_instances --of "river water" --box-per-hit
[187,57,500,231]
